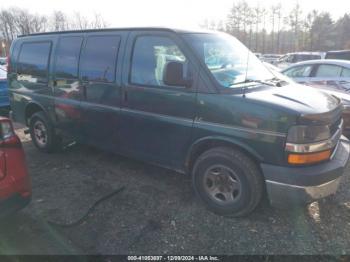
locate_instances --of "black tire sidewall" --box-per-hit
[192,149,259,216]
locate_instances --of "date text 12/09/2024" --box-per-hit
[127,256,220,261]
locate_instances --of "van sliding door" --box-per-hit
[79,33,124,150]
[53,35,84,139]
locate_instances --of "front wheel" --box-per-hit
[29,111,61,153]
[192,147,264,217]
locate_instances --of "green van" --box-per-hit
[7,28,350,216]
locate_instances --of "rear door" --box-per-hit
[79,32,125,150]
[309,64,350,91]
[120,31,198,169]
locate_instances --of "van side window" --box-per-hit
[130,36,186,87]
[17,41,51,83]
[80,35,120,83]
[55,36,83,79]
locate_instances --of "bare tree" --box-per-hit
[252,6,262,51]
[226,2,243,36]
[270,5,279,53]
[287,3,302,51]
[51,11,68,31]
[216,20,225,32]
[275,4,283,53]
[260,7,268,53]
[0,9,17,42]
[72,12,90,30]
[91,13,109,29]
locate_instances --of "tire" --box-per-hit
[192,146,264,217]
[29,111,61,153]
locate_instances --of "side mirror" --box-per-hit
[163,61,192,88]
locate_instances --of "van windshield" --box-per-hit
[182,33,274,88]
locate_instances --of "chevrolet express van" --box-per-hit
[7,28,350,216]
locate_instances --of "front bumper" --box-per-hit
[261,138,350,207]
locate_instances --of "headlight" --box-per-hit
[285,125,339,165]
[286,125,330,144]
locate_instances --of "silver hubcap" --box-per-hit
[33,121,47,147]
[203,165,241,205]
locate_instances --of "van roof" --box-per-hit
[18,27,212,37]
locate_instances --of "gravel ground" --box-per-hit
[1,124,350,255]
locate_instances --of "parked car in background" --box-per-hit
[281,59,350,136]
[0,65,10,108]
[0,117,31,218]
[261,54,282,64]
[263,62,294,84]
[0,57,7,66]
[276,52,325,69]
[281,60,350,92]
[7,28,350,216]
[254,53,262,60]
[325,50,350,61]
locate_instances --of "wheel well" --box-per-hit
[186,139,261,174]
[25,103,43,126]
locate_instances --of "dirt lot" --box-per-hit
[1,124,350,255]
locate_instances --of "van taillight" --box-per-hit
[0,118,21,148]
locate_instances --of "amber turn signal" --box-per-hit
[288,150,332,165]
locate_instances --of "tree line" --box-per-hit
[201,1,350,54]
[1,3,350,57]
[0,8,108,56]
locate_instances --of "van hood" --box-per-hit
[245,84,340,115]
[244,84,342,126]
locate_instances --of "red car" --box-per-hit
[0,118,31,218]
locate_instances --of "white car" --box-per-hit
[281,59,350,92]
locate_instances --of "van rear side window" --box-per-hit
[17,41,51,83]
[55,36,83,79]
[80,35,120,83]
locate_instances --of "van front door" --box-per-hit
[120,31,197,170]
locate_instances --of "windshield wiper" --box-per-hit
[230,79,276,87]
[269,77,289,87]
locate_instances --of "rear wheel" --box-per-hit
[192,147,264,217]
[29,111,61,153]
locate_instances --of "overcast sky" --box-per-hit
[0,0,349,28]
